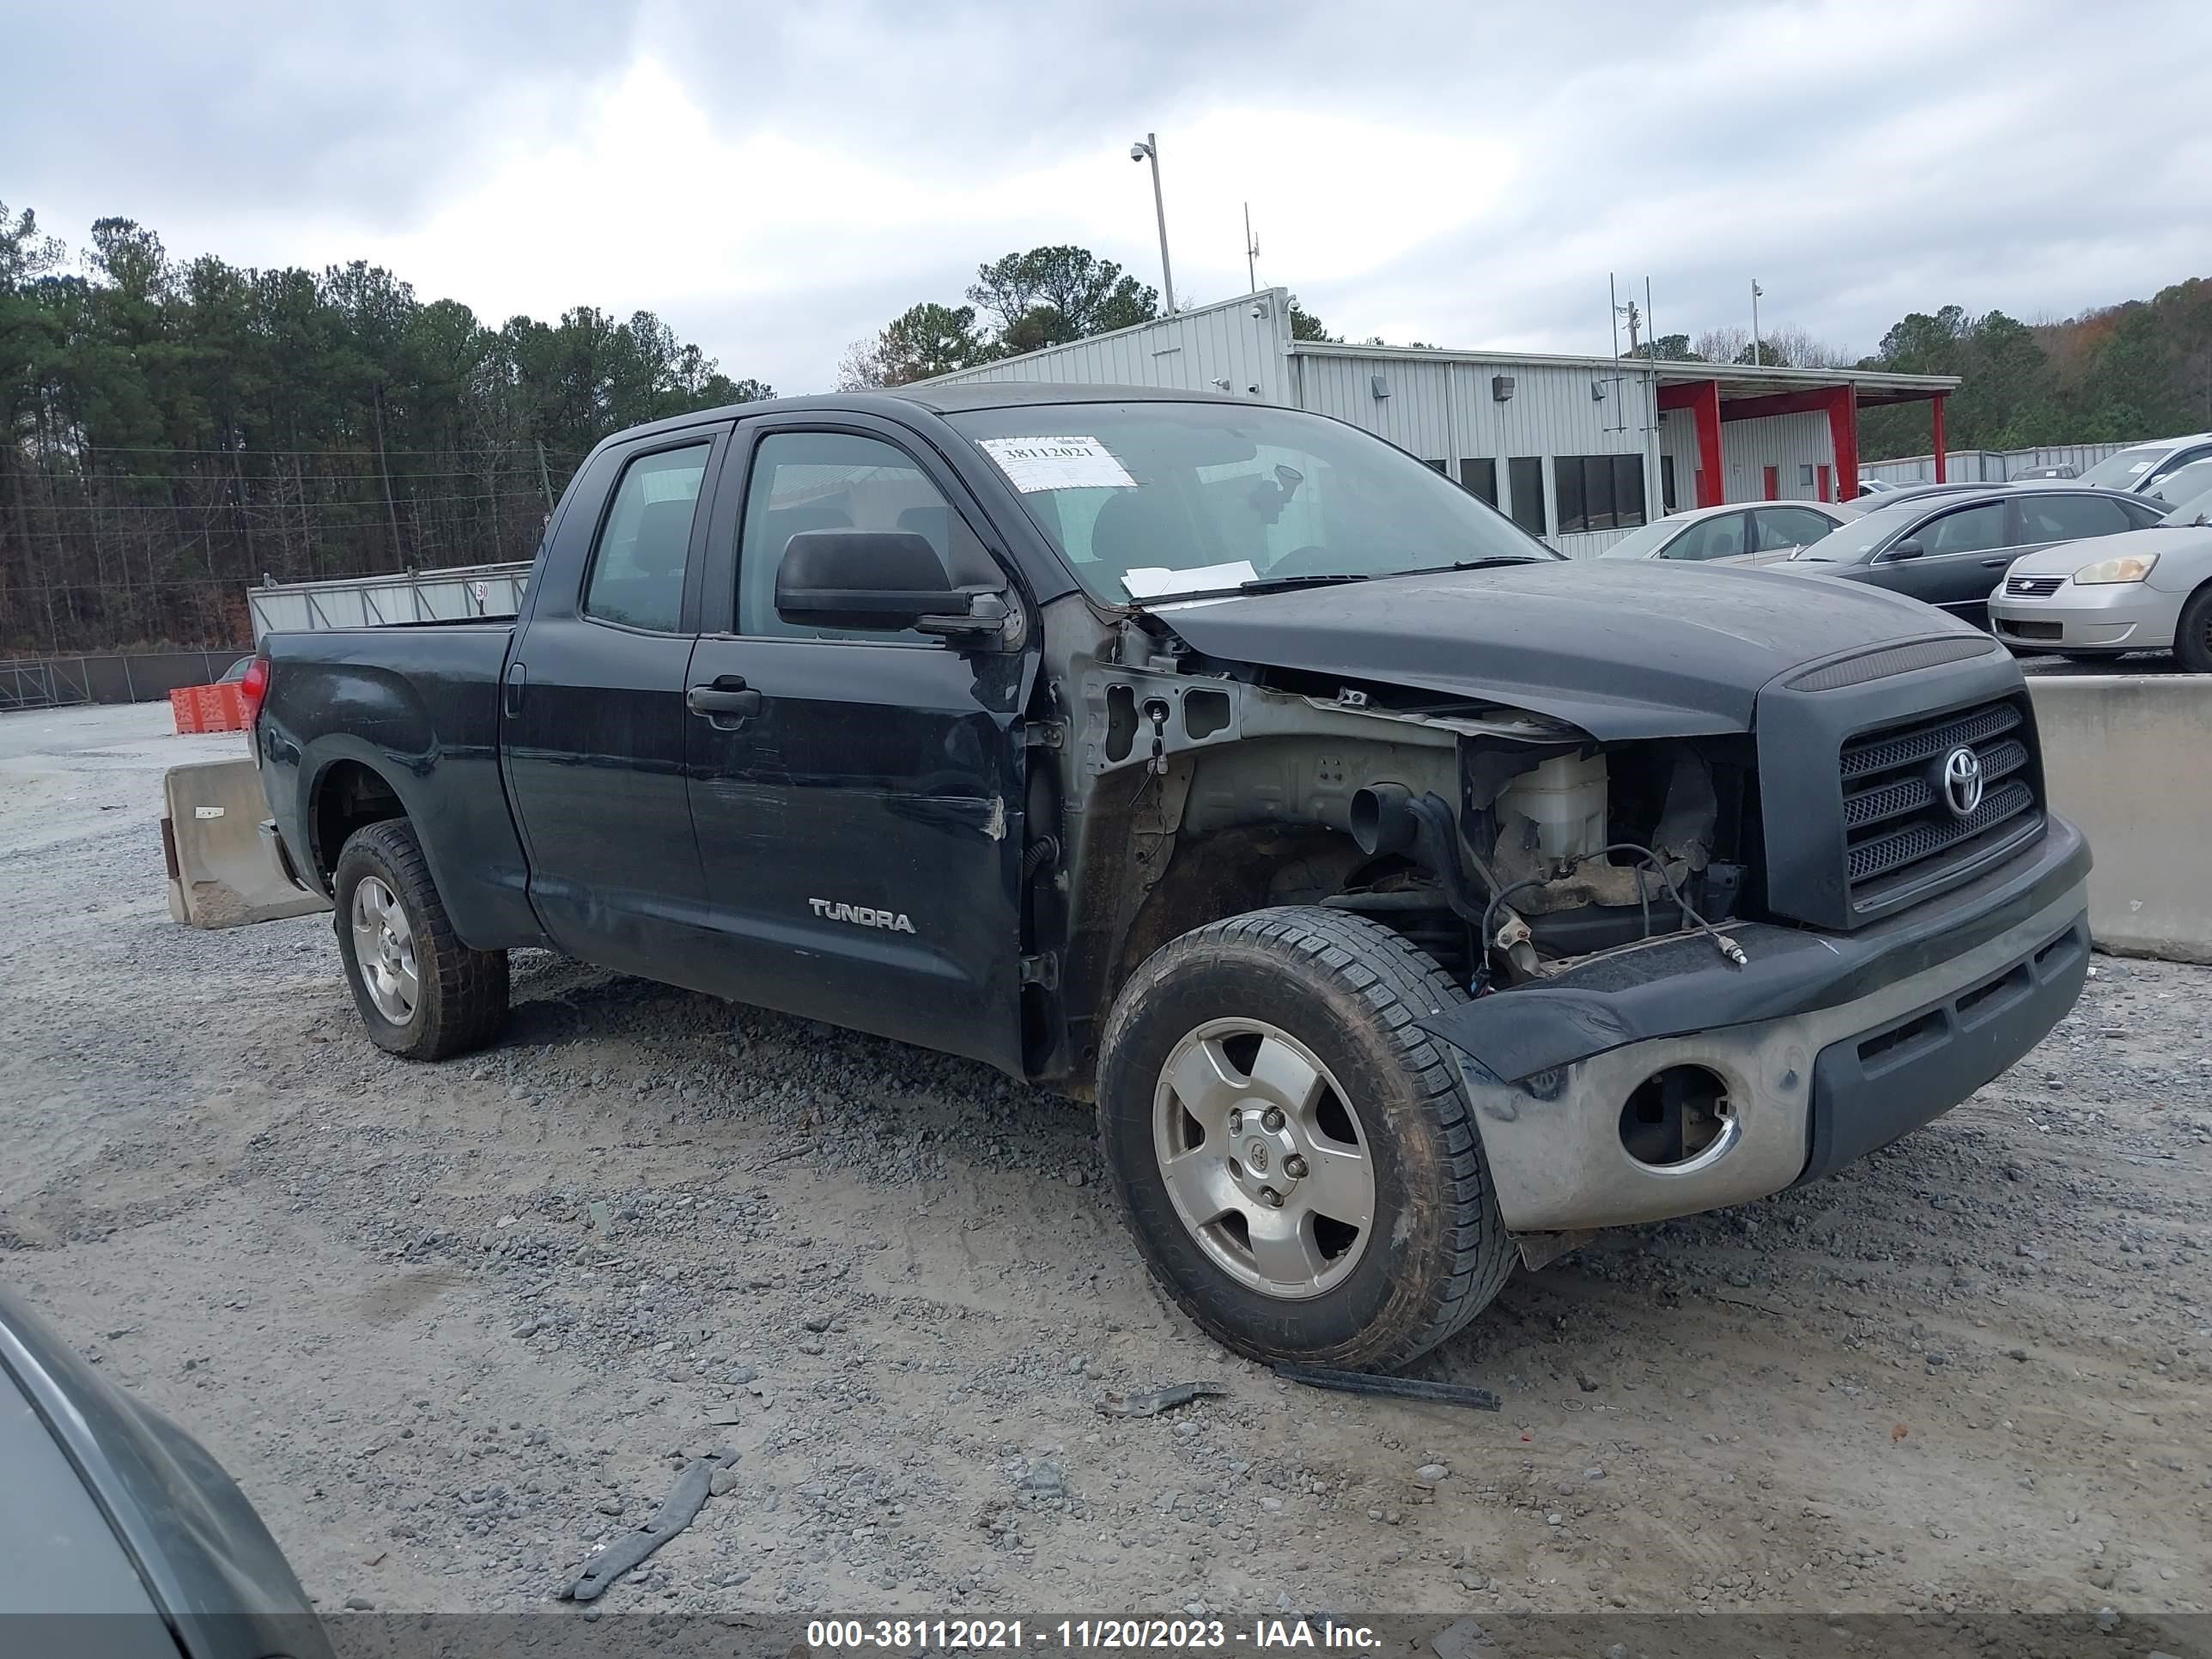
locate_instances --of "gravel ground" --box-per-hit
[3,702,2209,1625]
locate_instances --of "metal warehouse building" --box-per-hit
[922,289,1960,556]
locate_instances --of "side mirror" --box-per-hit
[1887,538,1925,561]
[775,530,1007,640]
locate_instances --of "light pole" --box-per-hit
[1129,133,1176,314]
[1751,279,1764,366]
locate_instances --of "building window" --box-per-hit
[1460,458,1498,507]
[1662,455,1678,513]
[1553,454,1648,535]
[1507,457,1547,536]
[1799,463,1816,487]
[1424,459,1448,475]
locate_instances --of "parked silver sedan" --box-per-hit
[1989,483,2212,671]
[1594,499,1858,564]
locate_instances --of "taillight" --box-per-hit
[240,656,270,723]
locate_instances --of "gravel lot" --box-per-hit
[3,702,2209,1626]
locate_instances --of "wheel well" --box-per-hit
[1112,824,1376,1003]
[312,761,406,878]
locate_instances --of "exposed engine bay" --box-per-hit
[1055,614,1762,1035]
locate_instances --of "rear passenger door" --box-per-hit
[502,427,727,980]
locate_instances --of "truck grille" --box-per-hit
[2006,574,2064,598]
[1839,698,2041,908]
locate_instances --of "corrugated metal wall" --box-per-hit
[1291,351,1665,554]
[1716,411,1839,502]
[923,289,1295,402]
[1861,442,2130,486]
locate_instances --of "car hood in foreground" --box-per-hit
[2000,523,2212,583]
[1152,560,1996,739]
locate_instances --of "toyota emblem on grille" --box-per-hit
[1942,745,1984,817]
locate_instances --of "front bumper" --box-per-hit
[1990,581,2176,653]
[1421,814,2090,1232]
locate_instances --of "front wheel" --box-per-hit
[2177,586,2212,675]
[332,818,508,1060]
[1097,908,1515,1370]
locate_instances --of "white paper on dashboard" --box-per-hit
[1121,560,1259,599]
[975,435,1138,494]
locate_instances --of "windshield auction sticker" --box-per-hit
[976,435,1137,494]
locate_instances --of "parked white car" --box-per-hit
[1594,499,1858,564]
[1989,483,2212,671]
[2073,433,2212,496]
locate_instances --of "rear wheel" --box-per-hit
[2177,586,2212,675]
[333,818,508,1060]
[1097,907,1515,1370]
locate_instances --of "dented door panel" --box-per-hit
[684,636,1030,1071]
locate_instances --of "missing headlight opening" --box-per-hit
[1620,1066,1735,1168]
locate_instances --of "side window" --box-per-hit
[2019,492,2133,542]
[1754,507,1834,551]
[582,443,711,632]
[1916,502,2008,556]
[1506,457,1547,536]
[737,431,985,641]
[1664,512,1746,561]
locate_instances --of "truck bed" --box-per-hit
[256,621,542,950]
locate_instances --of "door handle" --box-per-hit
[1982,556,2014,567]
[503,662,526,717]
[687,678,762,718]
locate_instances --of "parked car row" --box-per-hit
[1778,483,2167,629]
[1849,431,2212,502]
[1602,471,2212,668]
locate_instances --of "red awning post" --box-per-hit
[1825,385,1859,503]
[1692,381,1723,507]
[1656,380,1726,507]
[1931,394,1948,483]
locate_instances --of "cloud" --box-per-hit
[9,0,2212,393]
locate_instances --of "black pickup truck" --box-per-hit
[252,384,2091,1369]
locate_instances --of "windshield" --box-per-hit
[1791,499,1927,561]
[946,401,1558,600]
[2147,456,2212,506]
[2075,445,2166,489]
[2160,484,2212,527]
[1595,515,1691,560]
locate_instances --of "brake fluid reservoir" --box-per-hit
[1498,751,1608,866]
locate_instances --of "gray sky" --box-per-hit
[10,0,2211,392]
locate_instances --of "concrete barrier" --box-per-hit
[161,759,331,928]
[2027,675,2212,963]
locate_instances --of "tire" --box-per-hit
[2177,586,2212,675]
[1097,907,1515,1370]
[332,818,508,1060]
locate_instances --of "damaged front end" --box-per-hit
[1056,608,2091,1245]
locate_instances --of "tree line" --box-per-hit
[9,193,2209,654]
[1,203,771,654]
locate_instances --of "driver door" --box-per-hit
[682,415,1033,1073]
[1874,499,2014,625]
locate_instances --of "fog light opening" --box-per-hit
[1620,1066,1734,1169]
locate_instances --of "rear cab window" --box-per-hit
[582,444,711,632]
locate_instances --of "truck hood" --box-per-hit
[1152,560,1991,739]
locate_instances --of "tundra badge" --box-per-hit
[809,898,916,934]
